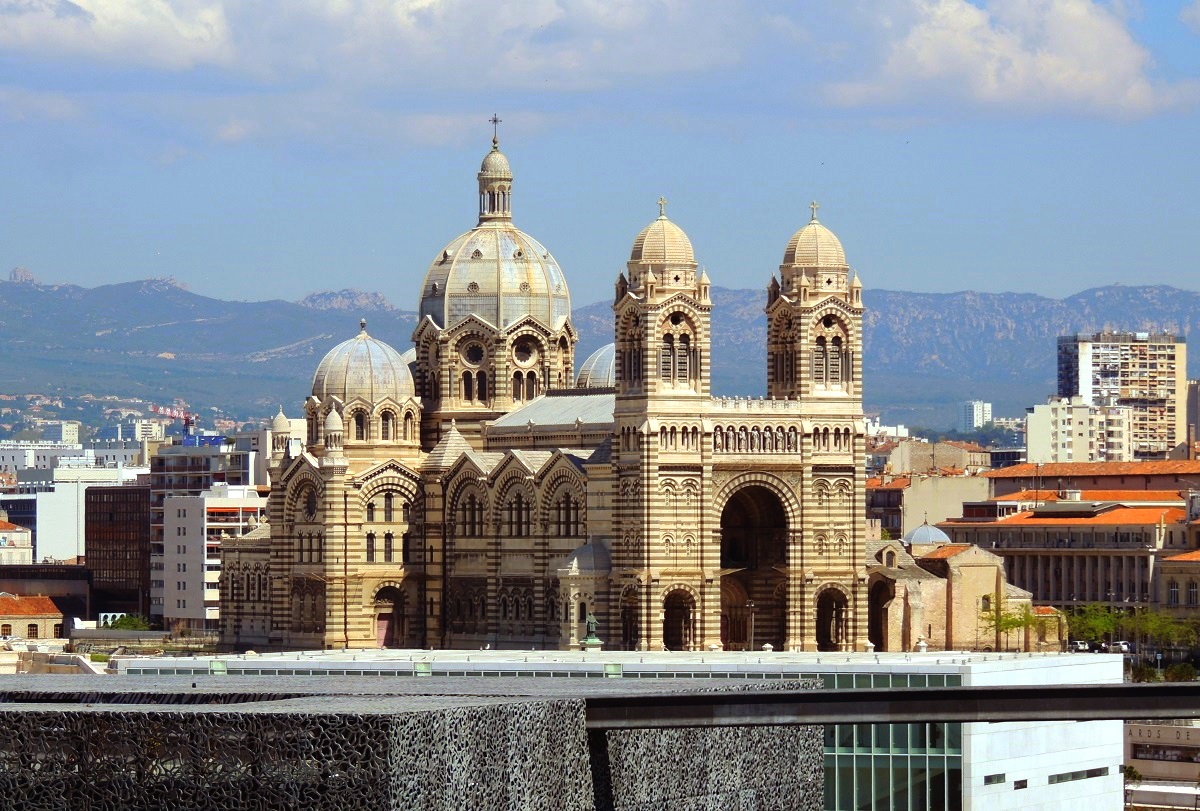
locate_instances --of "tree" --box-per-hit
[105,614,150,631]
[1067,603,1117,644]
[1123,764,1142,807]
[979,601,1036,651]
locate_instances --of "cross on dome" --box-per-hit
[490,113,502,147]
[809,200,820,222]
[658,196,668,218]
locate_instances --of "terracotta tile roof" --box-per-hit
[866,477,911,490]
[992,489,1182,503]
[1164,550,1200,562]
[994,490,1060,502]
[1032,605,1059,616]
[0,595,62,616]
[919,544,972,560]
[943,440,989,453]
[964,506,1186,526]
[984,461,1200,478]
[0,520,27,532]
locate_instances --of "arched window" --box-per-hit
[381,412,393,441]
[458,493,484,537]
[813,337,827,383]
[403,412,414,441]
[660,334,674,380]
[402,532,412,565]
[885,551,896,568]
[981,595,991,612]
[366,501,375,523]
[555,492,583,537]
[513,371,524,402]
[677,334,690,382]
[366,532,376,563]
[354,411,366,441]
[525,371,537,400]
[830,336,843,384]
[384,493,394,522]
[384,532,394,563]
[462,371,473,401]
[477,371,488,402]
[506,492,532,537]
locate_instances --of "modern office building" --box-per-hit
[1025,395,1134,463]
[1057,331,1186,460]
[84,484,152,619]
[957,400,992,433]
[113,648,1124,811]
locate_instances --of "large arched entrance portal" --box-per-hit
[816,587,849,652]
[374,582,419,648]
[662,589,695,651]
[719,485,787,650]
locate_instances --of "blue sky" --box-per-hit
[2,0,1200,311]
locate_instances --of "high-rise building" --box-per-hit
[957,400,992,433]
[1025,395,1133,463]
[1057,331,1186,460]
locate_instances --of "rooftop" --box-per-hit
[489,390,615,432]
[985,461,1200,478]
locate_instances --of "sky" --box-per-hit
[2,0,1200,311]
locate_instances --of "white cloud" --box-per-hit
[828,0,1199,117]
[0,0,233,70]
[1182,1,1200,33]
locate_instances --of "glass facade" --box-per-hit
[818,672,963,811]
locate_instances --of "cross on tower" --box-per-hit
[490,113,502,145]
[809,200,820,222]
[658,196,668,217]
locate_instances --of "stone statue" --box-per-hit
[584,612,600,641]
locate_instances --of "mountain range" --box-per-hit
[1,273,1195,429]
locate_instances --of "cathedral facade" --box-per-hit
[231,134,870,653]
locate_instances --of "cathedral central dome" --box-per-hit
[417,137,571,331]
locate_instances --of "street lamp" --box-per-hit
[746,601,757,651]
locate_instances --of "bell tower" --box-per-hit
[766,202,863,402]
[611,199,712,650]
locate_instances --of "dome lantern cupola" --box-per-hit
[478,114,512,224]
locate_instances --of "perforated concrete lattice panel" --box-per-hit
[0,676,821,810]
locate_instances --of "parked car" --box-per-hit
[1069,640,1090,652]
[1106,641,1131,654]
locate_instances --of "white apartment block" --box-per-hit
[1025,396,1134,464]
[34,466,147,562]
[40,421,80,444]
[149,431,270,623]
[1058,331,1186,460]
[957,400,992,433]
[160,484,267,632]
[0,441,89,473]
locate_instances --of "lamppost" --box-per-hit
[747,601,756,651]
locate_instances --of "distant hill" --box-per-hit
[0,277,1194,427]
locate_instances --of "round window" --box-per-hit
[513,339,538,366]
[461,343,485,366]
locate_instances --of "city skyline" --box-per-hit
[0,1,1199,311]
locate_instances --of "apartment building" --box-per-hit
[957,400,992,433]
[1025,395,1133,463]
[1057,332,1186,460]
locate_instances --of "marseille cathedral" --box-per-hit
[228,130,873,653]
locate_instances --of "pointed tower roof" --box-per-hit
[426,421,474,469]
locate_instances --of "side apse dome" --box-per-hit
[576,343,616,388]
[311,319,415,404]
[417,136,571,331]
[782,203,847,267]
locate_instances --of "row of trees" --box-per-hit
[1067,603,1198,650]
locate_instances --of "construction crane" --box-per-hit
[148,403,198,434]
